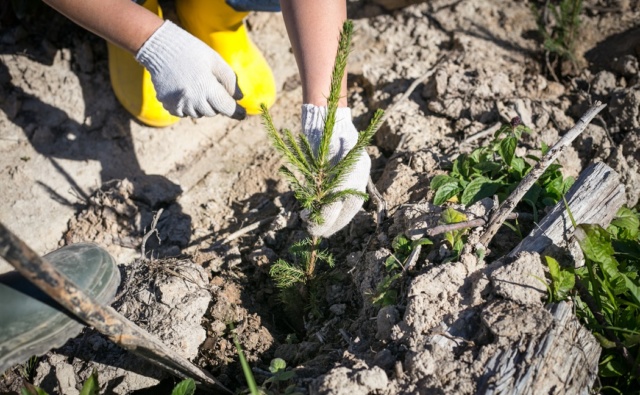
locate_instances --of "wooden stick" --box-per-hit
[140,208,163,260]
[214,216,277,247]
[0,222,230,393]
[508,162,625,257]
[367,176,387,227]
[479,101,607,247]
[460,122,501,147]
[424,212,532,237]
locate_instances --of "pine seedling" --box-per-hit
[261,19,383,315]
[261,20,384,227]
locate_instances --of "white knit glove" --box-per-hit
[136,21,245,120]
[301,104,371,238]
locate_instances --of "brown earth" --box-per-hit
[1,0,639,394]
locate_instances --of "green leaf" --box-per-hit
[270,358,287,373]
[577,224,617,266]
[621,273,640,306]
[453,238,464,255]
[473,161,502,177]
[441,207,467,224]
[523,184,542,206]
[460,177,501,206]
[411,238,433,247]
[21,384,49,395]
[562,176,575,194]
[594,333,617,349]
[170,379,196,395]
[545,256,575,301]
[499,136,517,166]
[80,371,99,395]
[433,182,462,205]
[391,234,411,253]
[230,323,260,395]
[599,353,626,378]
[510,157,526,176]
[514,124,532,136]
[610,207,639,239]
[385,255,402,271]
[493,124,511,138]
[430,175,459,190]
[372,273,402,307]
[546,255,561,284]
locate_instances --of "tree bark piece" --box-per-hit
[509,162,626,257]
[0,222,229,393]
[479,101,607,247]
[478,162,626,394]
[479,301,601,395]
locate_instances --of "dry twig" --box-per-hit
[141,208,164,260]
[479,101,607,247]
[367,176,387,228]
[460,122,502,147]
[425,212,533,237]
[214,215,277,247]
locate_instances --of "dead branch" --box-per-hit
[141,208,164,260]
[424,212,532,237]
[367,176,387,227]
[460,122,502,147]
[215,215,277,246]
[0,222,229,393]
[479,101,607,247]
[509,162,625,257]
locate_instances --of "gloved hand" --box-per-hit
[135,21,246,120]
[301,104,371,238]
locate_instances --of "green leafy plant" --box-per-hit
[544,255,575,302]
[431,117,574,220]
[441,208,468,261]
[372,234,432,307]
[18,355,39,381]
[232,322,300,395]
[545,206,640,393]
[261,358,301,395]
[261,20,383,316]
[170,378,196,395]
[533,0,583,78]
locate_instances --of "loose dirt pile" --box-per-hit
[1,0,639,394]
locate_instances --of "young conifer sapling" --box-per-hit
[260,20,384,310]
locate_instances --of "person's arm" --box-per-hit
[280,0,348,107]
[41,0,245,119]
[42,0,162,54]
[280,2,370,238]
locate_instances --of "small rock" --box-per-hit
[481,299,553,339]
[613,55,639,77]
[489,251,546,306]
[591,70,617,96]
[311,365,388,395]
[247,246,278,269]
[330,303,347,315]
[376,305,400,341]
